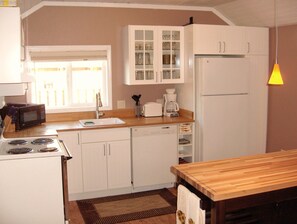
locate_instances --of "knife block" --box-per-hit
[3,115,15,132]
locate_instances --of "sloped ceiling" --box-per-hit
[20,0,297,27]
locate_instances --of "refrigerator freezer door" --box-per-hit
[200,57,249,95]
[200,94,249,161]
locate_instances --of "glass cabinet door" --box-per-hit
[134,29,155,82]
[161,30,181,82]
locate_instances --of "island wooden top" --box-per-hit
[3,116,193,138]
[171,149,297,201]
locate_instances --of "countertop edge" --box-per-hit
[3,116,194,138]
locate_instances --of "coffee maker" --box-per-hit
[163,89,179,117]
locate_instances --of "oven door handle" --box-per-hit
[59,139,72,160]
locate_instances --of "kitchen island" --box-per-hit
[171,149,297,224]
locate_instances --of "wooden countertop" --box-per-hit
[3,115,194,138]
[171,149,297,201]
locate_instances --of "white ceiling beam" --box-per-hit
[21,0,234,25]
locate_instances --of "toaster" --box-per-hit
[142,102,163,117]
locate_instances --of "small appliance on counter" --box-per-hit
[142,102,162,117]
[0,103,46,131]
[163,88,179,117]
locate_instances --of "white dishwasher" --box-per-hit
[132,125,178,192]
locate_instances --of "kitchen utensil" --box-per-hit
[132,94,141,105]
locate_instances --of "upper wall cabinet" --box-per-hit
[193,24,246,55]
[245,27,269,55]
[123,25,184,85]
[0,7,21,83]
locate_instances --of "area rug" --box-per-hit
[77,188,177,224]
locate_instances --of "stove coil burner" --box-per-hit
[8,147,33,154]
[8,139,28,145]
[39,147,58,153]
[31,138,54,145]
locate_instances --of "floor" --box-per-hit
[68,188,177,224]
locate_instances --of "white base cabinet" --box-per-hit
[81,140,131,192]
[58,131,83,195]
[59,128,131,200]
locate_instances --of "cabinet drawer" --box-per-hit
[81,128,130,143]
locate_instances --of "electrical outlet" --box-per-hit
[117,100,126,109]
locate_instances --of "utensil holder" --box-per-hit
[135,105,142,117]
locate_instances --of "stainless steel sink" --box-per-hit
[79,118,125,127]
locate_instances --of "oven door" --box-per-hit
[59,140,72,223]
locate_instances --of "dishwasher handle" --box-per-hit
[132,125,177,137]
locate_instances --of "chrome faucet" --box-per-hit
[96,91,104,119]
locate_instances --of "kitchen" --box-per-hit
[1,0,297,224]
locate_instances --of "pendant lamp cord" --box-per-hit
[275,0,279,64]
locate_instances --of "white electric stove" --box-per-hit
[0,135,71,224]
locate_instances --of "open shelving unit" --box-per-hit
[178,123,194,163]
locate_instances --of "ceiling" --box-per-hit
[19,0,297,27]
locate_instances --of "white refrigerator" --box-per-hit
[195,57,250,161]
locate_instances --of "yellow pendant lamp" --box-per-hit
[268,0,284,85]
[268,63,283,84]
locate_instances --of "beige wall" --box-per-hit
[267,24,297,152]
[9,5,297,152]
[20,6,225,109]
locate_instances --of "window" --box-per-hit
[26,46,112,113]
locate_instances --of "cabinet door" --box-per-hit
[245,27,269,55]
[193,25,221,54]
[81,142,108,192]
[221,26,245,55]
[124,25,184,85]
[107,140,131,189]
[58,131,83,195]
[0,8,21,83]
[159,27,184,83]
[130,26,157,84]
[193,25,245,55]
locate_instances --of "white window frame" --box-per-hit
[25,45,112,113]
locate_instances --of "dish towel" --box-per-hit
[176,185,190,224]
[187,192,206,224]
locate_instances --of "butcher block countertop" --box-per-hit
[171,149,297,202]
[3,115,193,139]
